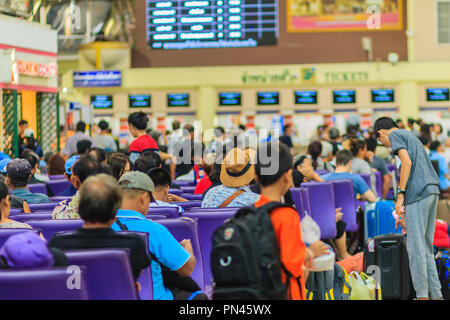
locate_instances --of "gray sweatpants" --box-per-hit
[405,194,442,299]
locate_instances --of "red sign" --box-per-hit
[16,60,57,78]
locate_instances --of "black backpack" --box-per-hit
[210,202,301,300]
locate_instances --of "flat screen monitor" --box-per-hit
[427,88,450,102]
[294,90,317,104]
[257,92,279,105]
[146,0,278,50]
[371,89,395,103]
[91,95,113,109]
[219,92,242,106]
[333,90,356,104]
[129,94,151,108]
[167,93,190,107]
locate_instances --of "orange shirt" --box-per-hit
[254,195,307,300]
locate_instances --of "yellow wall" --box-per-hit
[20,90,37,133]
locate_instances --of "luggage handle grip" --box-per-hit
[380,240,398,247]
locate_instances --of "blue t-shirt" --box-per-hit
[11,188,50,204]
[430,151,450,190]
[111,209,191,300]
[322,172,370,198]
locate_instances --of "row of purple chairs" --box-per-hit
[290,179,359,240]
[28,180,72,197]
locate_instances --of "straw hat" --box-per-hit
[220,147,256,188]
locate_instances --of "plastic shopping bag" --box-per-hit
[349,272,382,300]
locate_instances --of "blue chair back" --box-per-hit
[148,206,180,218]
[26,219,83,240]
[330,179,358,232]
[29,203,57,212]
[47,180,71,197]
[11,213,52,222]
[28,184,48,195]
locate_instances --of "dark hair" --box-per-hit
[407,118,415,125]
[396,119,403,124]
[214,126,225,138]
[172,120,181,131]
[72,155,102,183]
[183,124,194,135]
[108,153,131,180]
[134,150,161,173]
[307,141,322,170]
[255,142,293,187]
[419,135,430,147]
[420,124,432,139]
[19,120,28,126]
[430,140,441,151]
[147,167,171,189]
[329,127,340,140]
[88,147,107,163]
[366,138,378,153]
[373,117,398,138]
[76,121,86,133]
[76,140,92,154]
[128,112,149,130]
[25,136,37,150]
[335,150,353,166]
[292,169,304,188]
[78,174,122,223]
[98,120,109,131]
[350,139,366,157]
[435,123,443,134]
[239,124,246,131]
[283,124,292,132]
[293,155,307,169]
[48,153,65,176]
[21,151,39,169]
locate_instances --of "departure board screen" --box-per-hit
[257,92,279,105]
[146,0,278,50]
[333,90,356,104]
[294,90,317,104]
[427,88,450,102]
[219,92,242,106]
[91,95,113,109]
[372,89,395,103]
[129,95,151,108]
[168,93,190,107]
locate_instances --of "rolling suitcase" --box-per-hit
[363,233,413,300]
[364,200,401,241]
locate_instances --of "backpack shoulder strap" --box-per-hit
[219,189,246,208]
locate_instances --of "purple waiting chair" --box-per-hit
[173,180,195,187]
[181,211,237,295]
[359,173,372,191]
[168,189,183,196]
[148,206,180,218]
[28,203,57,212]
[156,218,205,291]
[28,183,48,195]
[65,249,138,300]
[181,194,203,201]
[10,208,23,215]
[374,171,383,198]
[47,180,72,197]
[175,201,202,211]
[0,267,89,300]
[12,213,52,222]
[181,186,196,194]
[26,219,83,241]
[301,182,337,239]
[51,196,72,203]
[0,229,40,248]
[330,179,358,232]
[48,175,65,180]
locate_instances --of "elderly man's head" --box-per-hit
[71,155,102,190]
[78,174,122,225]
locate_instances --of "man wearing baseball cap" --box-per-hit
[111,171,205,300]
[6,159,50,204]
[56,155,80,197]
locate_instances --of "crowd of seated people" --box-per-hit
[0,114,448,300]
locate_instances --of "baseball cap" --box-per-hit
[24,128,35,138]
[119,171,155,192]
[0,232,54,268]
[6,159,31,180]
[0,157,11,174]
[65,155,80,175]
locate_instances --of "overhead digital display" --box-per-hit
[427,88,450,102]
[219,92,241,106]
[91,95,113,109]
[333,90,356,104]
[146,0,278,50]
[372,89,395,103]
[129,95,151,108]
[168,93,190,107]
[294,90,317,104]
[257,92,279,105]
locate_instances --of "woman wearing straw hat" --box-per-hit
[201,147,259,208]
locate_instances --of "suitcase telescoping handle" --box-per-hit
[379,240,399,248]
